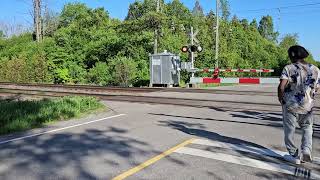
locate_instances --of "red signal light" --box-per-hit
[181,46,188,53]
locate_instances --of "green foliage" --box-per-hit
[0,53,50,83]
[166,0,192,23]
[29,53,51,82]
[109,57,138,87]
[279,34,298,49]
[0,96,105,135]
[258,15,279,42]
[250,19,258,29]
[0,30,5,38]
[0,1,318,85]
[192,0,204,17]
[87,62,111,85]
[54,68,70,83]
[59,3,109,28]
[126,0,165,20]
[220,0,231,20]
[1,56,29,82]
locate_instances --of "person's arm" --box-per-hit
[316,69,320,92]
[278,79,288,104]
[278,66,289,104]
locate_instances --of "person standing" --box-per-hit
[278,45,319,164]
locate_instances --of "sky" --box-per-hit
[1,0,319,60]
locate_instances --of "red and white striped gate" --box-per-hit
[200,68,274,73]
[190,77,280,84]
[190,68,278,84]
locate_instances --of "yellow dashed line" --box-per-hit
[112,138,195,180]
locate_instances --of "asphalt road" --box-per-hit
[0,84,319,180]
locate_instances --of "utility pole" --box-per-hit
[154,0,160,54]
[33,0,42,42]
[277,8,281,33]
[215,0,219,69]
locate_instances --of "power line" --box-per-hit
[280,2,320,9]
[235,2,320,13]
[234,6,320,15]
[235,8,320,19]
[281,9,320,15]
[16,0,33,6]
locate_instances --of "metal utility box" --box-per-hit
[150,51,181,87]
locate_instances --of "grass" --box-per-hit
[0,96,106,135]
[198,83,237,88]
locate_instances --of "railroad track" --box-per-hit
[0,86,293,112]
[1,83,320,115]
[0,82,276,96]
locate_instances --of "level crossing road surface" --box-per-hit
[0,84,320,180]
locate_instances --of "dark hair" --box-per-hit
[288,45,309,60]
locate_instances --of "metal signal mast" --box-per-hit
[154,0,160,54]
[215,0,220,69]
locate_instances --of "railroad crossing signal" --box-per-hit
[181,27,202,53]
[181,45,202,53]
[191,45,202,52]
[181,26,203,78]
[181,46,188,53]
[192,29,199,44]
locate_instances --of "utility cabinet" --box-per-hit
[150,51,181,87]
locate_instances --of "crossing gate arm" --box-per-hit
[188,68,274,73]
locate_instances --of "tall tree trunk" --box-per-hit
[33,0,42,42]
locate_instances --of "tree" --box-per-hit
[0,21,28,37]
[220,0,230,20]
[126,0,166,20]
[240,19,249,29]
[0,2,318,85]
[258,15,278,42]
[279,34,298,50]
[126,1,144,20]
[43,8,59,37]
[231,15,240,25]
[166,0,191,22]
[250,19,258,29]
[0,30,5,39]
[33,0,42,42]
[192,0,204,17]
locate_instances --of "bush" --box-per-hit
[87,62,111,85]
[29,53,51,82]
[1,56,29,82]
[54,68,71,84]
[109,56,137,87]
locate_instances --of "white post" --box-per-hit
[215,0,219,69]
[191,26,195,77]
[154,0,160,54]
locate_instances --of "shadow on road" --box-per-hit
[158,120,273,149]
[231,110,283,122]
[151,112,320,138]
[151,113,283,128]
[158,120,315,179]
[255,172,302,180]
[0,127,150,179]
